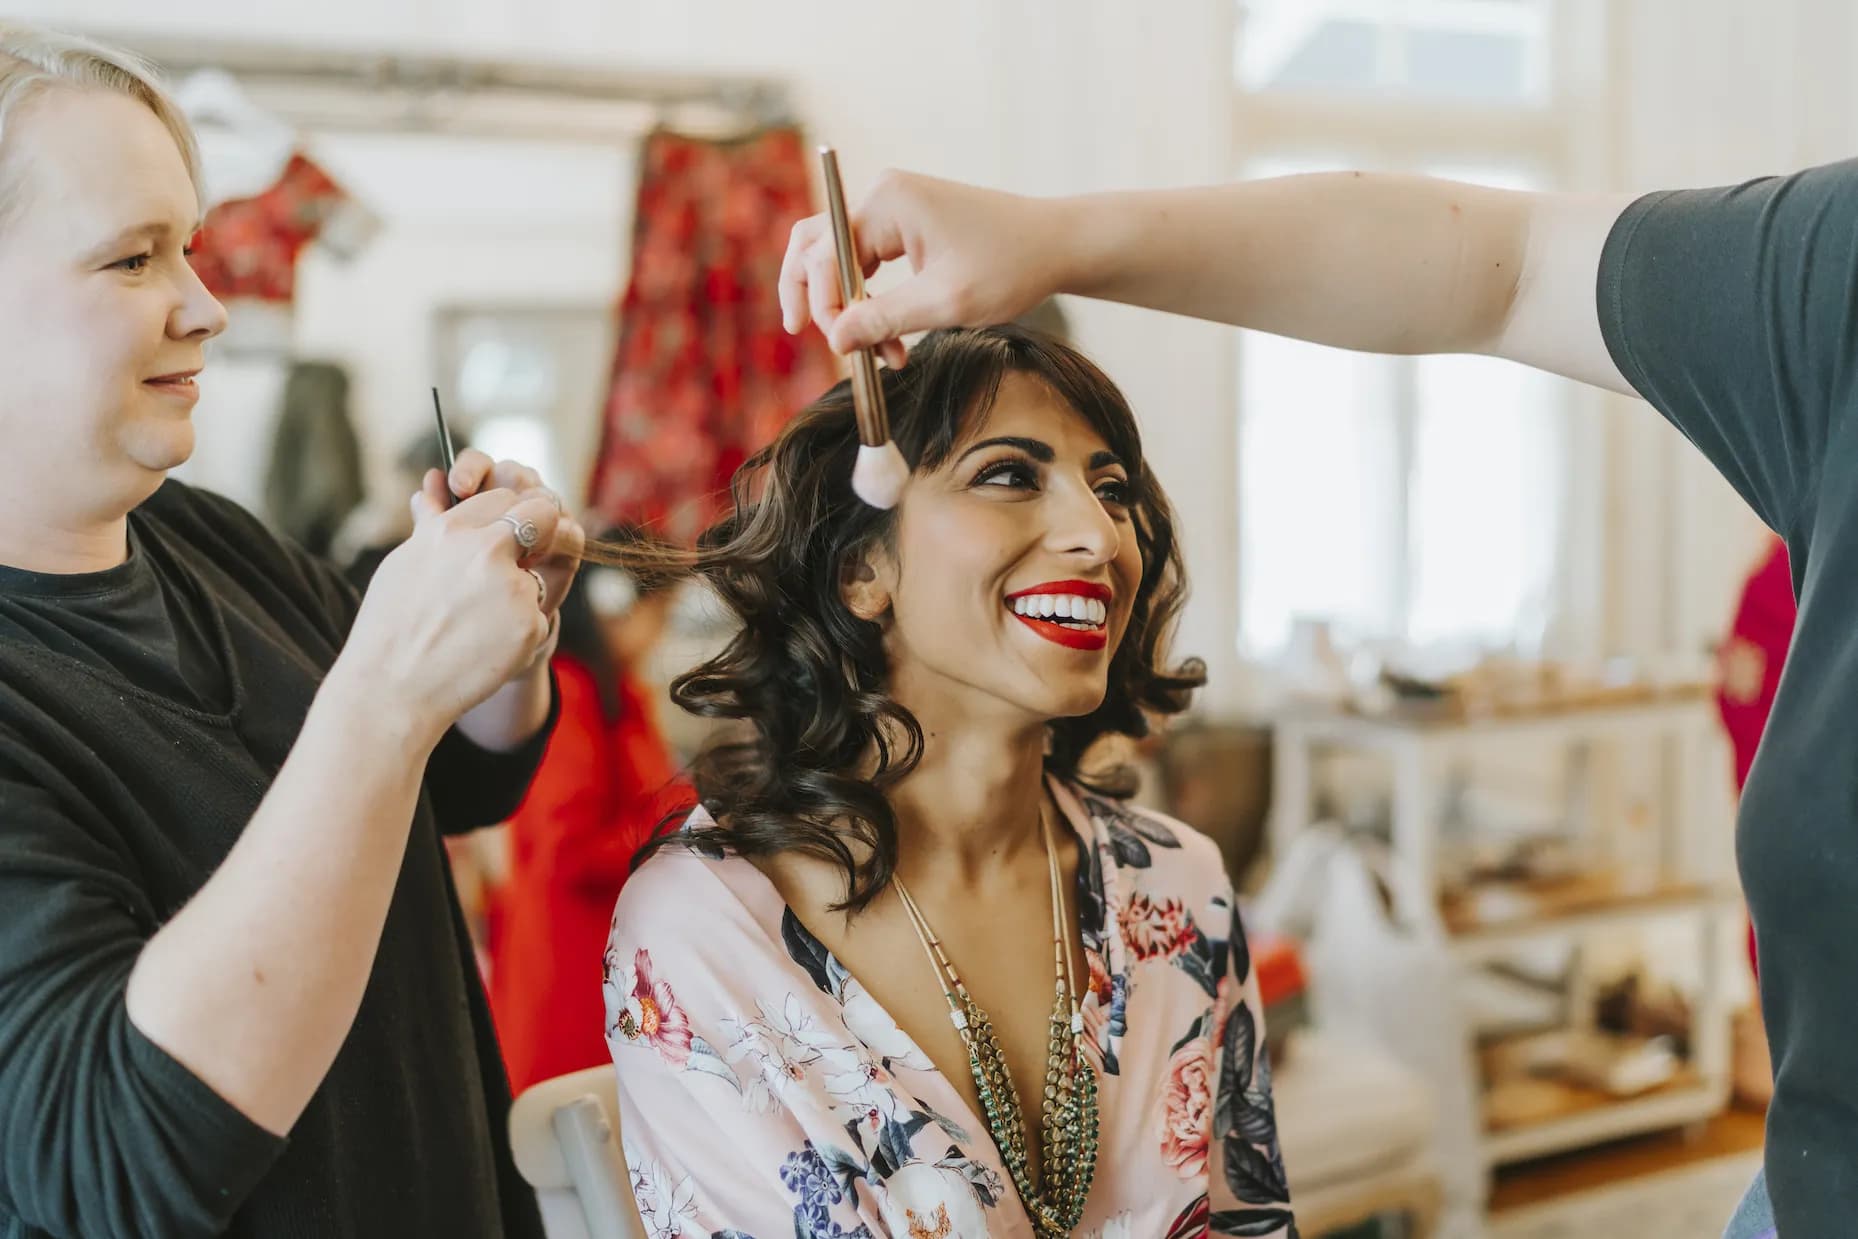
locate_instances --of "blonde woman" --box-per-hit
[0,27,579,1238]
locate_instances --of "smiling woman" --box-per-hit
[596,325,1297,1238]
[597,326,1199,909]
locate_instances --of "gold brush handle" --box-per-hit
[819,146,891,449]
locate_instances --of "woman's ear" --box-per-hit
[840,551,892,622]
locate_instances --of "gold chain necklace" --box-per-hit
[893,804,1099,1237]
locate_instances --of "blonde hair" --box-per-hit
[0,25,201,223]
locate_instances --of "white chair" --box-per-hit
[509,1066,646,1239]
[1274,1029,1442,1238]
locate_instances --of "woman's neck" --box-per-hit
[0,512,130,574]
[0,458,147,574]
[887,712,1051,890]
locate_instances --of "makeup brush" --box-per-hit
[818,146,907,510]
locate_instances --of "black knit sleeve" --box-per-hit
[425,669,562,835]
[0,743,286,1237]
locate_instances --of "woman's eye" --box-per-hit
[113,253,151,272]
[974,460,1038,489]
[1096,478,1131,506]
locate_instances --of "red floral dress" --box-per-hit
[190,152,373,304]
[587,127,839,544]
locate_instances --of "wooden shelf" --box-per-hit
[1360,682,1711,727]
[1445,871,1713,932]
[1278,690,1712,748]
[1443,873,1734,961]
[1269,670,1737,1174]
[1488,1105,1766,1212]
[1482,1069,1723,1166]
[1486,1065,1702,1132]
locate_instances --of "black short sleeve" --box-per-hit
[1598,158,1858,536]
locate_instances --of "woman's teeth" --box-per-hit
[1008,594,1107,628]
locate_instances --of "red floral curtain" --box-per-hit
[587,126,838,543]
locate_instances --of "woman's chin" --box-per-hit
[122,421,194,474]
[1029,683,1111,723]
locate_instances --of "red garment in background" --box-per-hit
[1716,535,1796,978]
[488,655,689,1093]
[190,152,365,303]
[588,127,839,544]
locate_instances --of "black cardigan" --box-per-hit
[0,481,552,1238]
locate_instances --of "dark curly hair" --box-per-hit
[588,324,1205,912]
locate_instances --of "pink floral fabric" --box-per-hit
[1161,1040,1214,1180]
[604,776,1296,1238]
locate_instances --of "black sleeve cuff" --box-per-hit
[424,667,561,835]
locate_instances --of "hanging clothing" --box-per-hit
[1717,535,1795,793]
[263,361,366,557]
[175,152,377,508]
[587,127,839,544]
[190,149,379,357]
[488,654,688,1094]
[176,67,299,210]
[192,151,376,307]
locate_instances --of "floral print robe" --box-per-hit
[604,776,1296,1238]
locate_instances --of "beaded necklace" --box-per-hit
[892,806,1099,1236]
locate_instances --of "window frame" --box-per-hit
[1231,0,1597,658]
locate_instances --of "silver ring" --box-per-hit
[526,568,548,610]
[498,513,540,553]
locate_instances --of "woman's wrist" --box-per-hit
[454,620,557,753]
[1050,192,1120,302]
[315,655,447,760]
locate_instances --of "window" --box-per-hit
[1234,2,1571,658]
[1237,0,1550,105]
